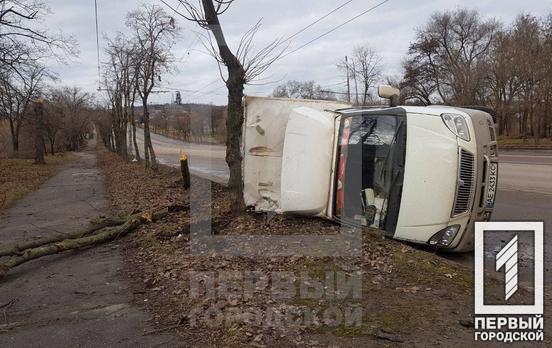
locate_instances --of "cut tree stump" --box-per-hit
[0,209,168,281]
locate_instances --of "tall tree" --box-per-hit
[337,45,381,105]
[127,4,178,170]
[510,14,544,139]
[0,0,77,79]
[43,87,91,153]
[167,0,284,209]
[405,9,499,105]
[0,65,46,154]
[352,45,381,105]
[104,34,142,161]
[487,29,522,135]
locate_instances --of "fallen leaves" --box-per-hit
[97,147,480,347]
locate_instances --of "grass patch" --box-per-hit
[497,136,552,148]
[391,249,472,291]
[0,153,78,210]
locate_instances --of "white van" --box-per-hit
[242,92,498,252]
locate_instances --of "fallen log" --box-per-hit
[0,216,127,257]
[0,209,168,281]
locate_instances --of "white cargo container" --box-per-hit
[243,93,498,252]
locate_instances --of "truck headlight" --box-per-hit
[428,225,461,248]
[441,114,471,141]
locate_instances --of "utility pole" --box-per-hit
[345,56,351,103]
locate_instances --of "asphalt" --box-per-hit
[0,140,180,347]
[136,131,228,184]
[490,151,552,285]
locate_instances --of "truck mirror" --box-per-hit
[378,85,400,107]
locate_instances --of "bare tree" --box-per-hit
[487,29,522,135]
[127,4,178,170]
[0,65,46,154]
[41,86,91,155]
[1,0,77,157]
[337,45,381,105]
[542,14,552,138]
[405,9,499,105]
[272,80,336,100]
[352,45,381,105]
[44,92,64,155]
[400,8,552,140]
[400,56,437,105]
[166,0,285,209]
[337,57,359,104]
[104,34,142,161]
[0,0,78,79]
[510,14,544,140]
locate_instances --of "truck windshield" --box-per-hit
[334,113,406,234]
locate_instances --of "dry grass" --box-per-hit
[0,153,78,211]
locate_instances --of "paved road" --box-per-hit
[491,151,552,285]
[0,141,179,346]
[136,131,227,184]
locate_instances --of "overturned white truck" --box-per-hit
[242,89,498,252]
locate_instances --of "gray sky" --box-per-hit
[44,0,552,105]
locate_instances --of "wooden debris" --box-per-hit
[0,208,169,281]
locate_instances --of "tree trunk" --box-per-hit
[0,216,126,257]
[225,70,245,211]
[131,105,141,162]
[8,119,19,155]
[33,101,46,165]
[0,209,169,280]
[202,0,246,211]
[142,101,157,170]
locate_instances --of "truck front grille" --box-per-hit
[453,149,475,216]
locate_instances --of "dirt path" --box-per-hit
[0,141,181,347]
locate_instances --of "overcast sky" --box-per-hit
[44,0,552,105]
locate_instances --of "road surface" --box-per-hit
[138,131,551,282]
[135,131,227,184]
[490,150,552,285]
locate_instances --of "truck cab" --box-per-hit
[243,93,498,252]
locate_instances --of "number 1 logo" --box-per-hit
[495,235,518,301]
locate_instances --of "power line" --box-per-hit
[321,80,347,88]
[94,0,101,91]
[159,0,359,100]
[279,0,355,44]
[159,80,225,101]
[161,0,355,68]
[185,78,222,97]
[277,0,391,61]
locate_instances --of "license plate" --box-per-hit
[486,162,498,208]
